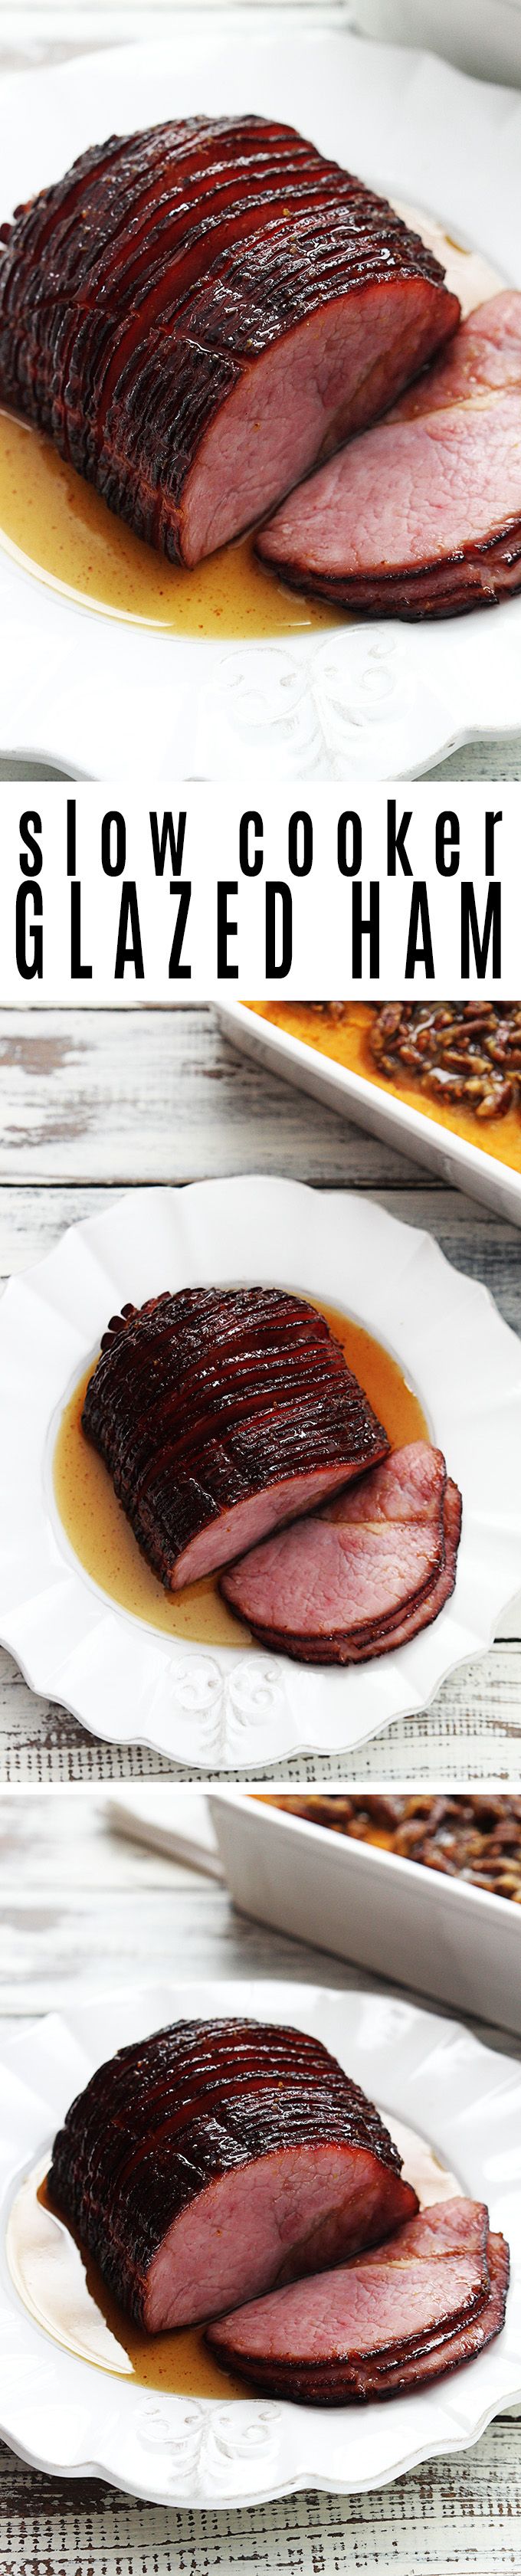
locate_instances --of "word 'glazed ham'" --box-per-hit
[221,1440,462,1661]
[48,2017,418,2329]
[208,2198,510,2402]
[0,116,460,565]
[257,291,521,618]
[81,1286,388,1589]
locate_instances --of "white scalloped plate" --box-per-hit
[1,20,521,780]
[1,1175,521,1768]
[2,1978,521,2509]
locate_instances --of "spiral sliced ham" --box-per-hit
[0,116,459,565]
[208,2199,510,2401]
[81,1286,388,1589]
[221,1441,462,1661]
[257,291,521,618]
[48,2017,418,2329]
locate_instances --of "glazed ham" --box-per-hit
[81,1286,388,1589]
[208,2199,510,2401]
[48,2017,418,2330]
[221,1441,462,1662]
[257,290,521,618]
[0,116,459,565]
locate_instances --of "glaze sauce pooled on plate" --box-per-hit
[7,2168,244,2397]
[7,2122,460,2394]
[0,411,336,637]
[52,1298,428,1645]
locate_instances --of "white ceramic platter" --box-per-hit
[0,1175,520,1768]
[1,21,521,780]
[2,1978,521,2509]
[210,1792,521,2036]
[215,1002,521,1228]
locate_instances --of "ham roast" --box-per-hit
[81,1286,388,1589]
[48,2017,418,2329]
[208,2198,510,2401]
[0,116,459,565]
[221,1441,462,1661]
[257,291,521,617]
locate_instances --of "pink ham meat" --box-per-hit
[208,2199,510,2401]
[81,1286,389,1590]
[221,1440,462,1663]
[48,2017,418,2330]
[0,117,459,566]
[257,290,521,618]
[356,2234,510,2398]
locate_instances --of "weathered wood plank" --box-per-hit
[1,1641,520,1786]
[2,1863,520,2050]
[0,1005,436,1186]
[1,2424,519,2576]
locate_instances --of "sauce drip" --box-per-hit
[0,411,336,637]
[248,1003,521,1175]
[52,1296,428,1644]
[6,2170,244,2397]
[8,2119,460,2394]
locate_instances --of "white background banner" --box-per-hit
[0,778,516,1001]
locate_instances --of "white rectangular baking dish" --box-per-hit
[215,1001,521,1227]
[209,1791,521,2035]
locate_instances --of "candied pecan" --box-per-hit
[368,1004,521,1126]
[268,1794,521,1902]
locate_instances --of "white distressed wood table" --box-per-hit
[1,999,520,1785]
[1,1787,520,2576]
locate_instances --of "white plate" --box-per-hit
[0,1174,520,1769]
[215,1002,521,1228]
[1,21,521,781]
[211,1792,521,2036]
[2,1978,521,2509]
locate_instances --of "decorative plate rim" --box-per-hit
[0,1173,520,1768]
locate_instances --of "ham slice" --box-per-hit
[257,290,521,618]
[0,117,459,565]
[48,2017,418,2331]
[208,2200,509,2402]
[356,2235,510,2397]
[82,1286,388,1589]
[221,1441,462,1662]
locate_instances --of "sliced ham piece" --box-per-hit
[208,2199,509,2402]
[82,1286,388,1589]
[221,1441,462,1663]
[257,290,521,618]
[349,1474,462,1661]
[0,117,459,565]
[48,2017,418,2331]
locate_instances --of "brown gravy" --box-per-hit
[0,410,336,638]
[248,1003,521,1175]
[52,1298,428,1644]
